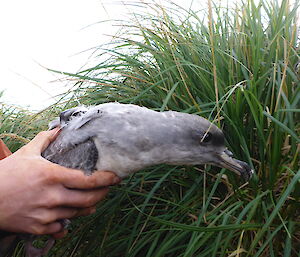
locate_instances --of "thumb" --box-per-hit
[24,128,61,154]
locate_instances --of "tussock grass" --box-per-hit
[0,103,44,151]
[53,1,299,256]
[0,101,67,152]
[6,0,300,256]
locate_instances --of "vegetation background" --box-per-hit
[0,0,299,256]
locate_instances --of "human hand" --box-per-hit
[0,128,120,238]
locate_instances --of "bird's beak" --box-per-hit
[216,149,254,181]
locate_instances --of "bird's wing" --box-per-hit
[42,138,98,175]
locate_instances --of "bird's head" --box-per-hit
[161,112,254,181]
[48,106,88,130]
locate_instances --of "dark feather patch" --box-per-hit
[42,139,98,175]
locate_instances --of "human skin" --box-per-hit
[0,128,121,238]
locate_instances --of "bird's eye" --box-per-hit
[72,112,80,117]
[72,111,86,118]
[201,132,212,143]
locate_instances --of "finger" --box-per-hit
[58,169,121,189]
[41,208,79,223]
[52,229,68,239]
[75,206,97,217]
[45,207,96,239]
[31,221,62,235]
[59,187,110,208]
[43,207,96,222]
[44,222,63,235]
[25,128,61,154]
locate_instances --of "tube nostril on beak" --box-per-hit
[224,149,233,157]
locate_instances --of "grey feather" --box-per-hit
[42,138,98,175]
[42,103,254,180]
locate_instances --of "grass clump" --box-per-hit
[0,100,66,152]
[10,0,300,256]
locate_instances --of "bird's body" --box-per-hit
[43,102,253,180]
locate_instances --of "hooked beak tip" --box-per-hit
[218,150,254,181]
